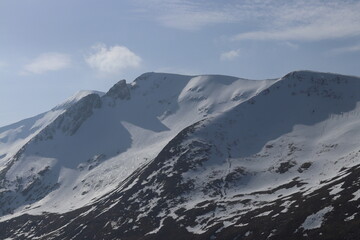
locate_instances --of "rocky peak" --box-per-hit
[104,79,131,100]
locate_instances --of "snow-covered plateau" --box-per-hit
[1,71,360,240]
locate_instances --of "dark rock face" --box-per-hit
[35,93,102,140]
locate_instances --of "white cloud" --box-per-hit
[24,53,71,74]
[85,43,142,74]
[220,49,240,61]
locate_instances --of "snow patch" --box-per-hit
[300,206,333,230]
[349,189,360,202]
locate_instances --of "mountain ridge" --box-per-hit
[0,71,272,218]
[1,70,360,239]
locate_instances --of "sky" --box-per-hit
[1,0,360,126]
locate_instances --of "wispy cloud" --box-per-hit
[134,0,360,43]
[282,42,299,50]
[133,0,238,30]
[220,49,240,61]
[23,53,71,74]
[155,66,200,76]
[85,43,142,74]
[233,21,360,42]
[158,10,231,30]
[232,0,360,42]
[331,43,360,54]
[0,61,6,69]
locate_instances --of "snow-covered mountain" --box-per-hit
[1,71,360,239]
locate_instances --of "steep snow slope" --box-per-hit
[0,73,272,218]
[0,90,102,173]
[130,70,360,235]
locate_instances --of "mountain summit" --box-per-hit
[1,71,360,239]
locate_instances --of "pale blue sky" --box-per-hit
[1,0,360,126]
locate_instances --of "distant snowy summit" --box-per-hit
[1,71,360,240]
